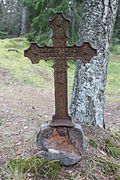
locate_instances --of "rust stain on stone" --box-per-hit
[24,12,97,127]
[47,128,79,155]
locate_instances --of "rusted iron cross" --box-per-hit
[24,12,97,128]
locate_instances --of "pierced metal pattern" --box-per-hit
[24,12,97,127]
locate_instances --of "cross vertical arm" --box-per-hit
[24,12,97,128]
[51,57,74,127]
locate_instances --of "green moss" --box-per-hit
[88,139,97,148]
[7,157,61,179]
[101,139,120,158]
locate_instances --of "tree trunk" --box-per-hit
[70,0,118,128]
[20,7,27,37]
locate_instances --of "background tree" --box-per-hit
[70,0,118,128]
[22,0,119,45]
[0,0,120,46]
[113,0,120,44]
[20,6,27,37]
[0,0,22,38]
[18,0,82,44]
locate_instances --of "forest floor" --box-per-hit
[0,39,120,179]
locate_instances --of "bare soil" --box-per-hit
[0,67,120,179]
[0,68,54,166]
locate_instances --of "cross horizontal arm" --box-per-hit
[24,43,70,64]
[24,42,97,64]
[65,42,97,63]
[24,43,56,64]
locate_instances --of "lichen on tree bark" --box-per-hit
[70,0,118,128]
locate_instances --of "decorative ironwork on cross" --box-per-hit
[24,12,97,128]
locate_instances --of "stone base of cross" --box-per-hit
[36,123,85,166]
[24,12,97,165]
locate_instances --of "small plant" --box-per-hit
[88,139,97,148]
[4,157,61,179]
[101,139,120,158]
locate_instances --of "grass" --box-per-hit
[107,54,120,95]
[110,44,120,55]
[98,158,120,177]
[114,131,120,141]
[0,38,54,88]
[1,157,61,180]
[88,137,120,159]
[88,139,97,148]
[101,139,120,158]
[0,38,75,92]
[97,158,120,176]
[0,38,120,96]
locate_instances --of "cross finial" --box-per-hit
[49,12,70,47]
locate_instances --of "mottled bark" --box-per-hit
[70,0,118,128]
[20,7,27,37]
